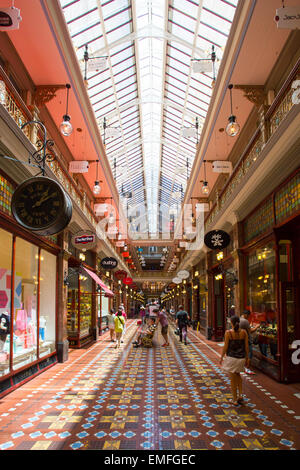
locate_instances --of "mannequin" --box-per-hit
[39,316,47,341]
[0,311,10,352]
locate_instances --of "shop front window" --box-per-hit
[0,228,12,377]
[79,273,92,338]
[246,243,278,362]
[67,270,79,336]
[13,238,38,370]
[39,250,56,358]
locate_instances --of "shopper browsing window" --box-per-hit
[240,310,259,375]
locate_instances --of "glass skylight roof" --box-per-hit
[60,0,239,235]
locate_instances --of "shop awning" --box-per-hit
[82,266,114,297]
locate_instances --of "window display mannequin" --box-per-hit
[39,316,47,341]
[0,311,10,352]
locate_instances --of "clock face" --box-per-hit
[11,177,72,234]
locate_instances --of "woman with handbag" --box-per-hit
[220,315,249,406]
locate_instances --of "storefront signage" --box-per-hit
[123,277,133,285]
[177,270,190,279]
[172,277,182,284]
[72,231,97,250]
[204,230,231,250]
[212,161,232,173]
[114,270,127,279]
[100,257,118,270]
[275,6,300,29]
[69,160,89,173]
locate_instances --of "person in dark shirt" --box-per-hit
[176,305,190,345]
[240,310,259,375]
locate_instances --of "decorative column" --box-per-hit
[91,251,98,342]
[57,230,71,363]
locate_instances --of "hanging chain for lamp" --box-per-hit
[60,84,73,137]
[226,84,240,137]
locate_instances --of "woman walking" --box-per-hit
[107,308,116,342]
[220,315,249,406]
[114,309,125,349]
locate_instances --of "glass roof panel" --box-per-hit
[60,0,239,234]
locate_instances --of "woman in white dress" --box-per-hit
[220,315,249,406]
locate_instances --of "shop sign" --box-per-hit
[204,230,231,250]
[172,277,182,284]
[177,270,190,279]
[100,257,118,270]
[275,6,300,29]
[69,161,89,173]
[72,231,97,250]
[212,161,232,173]
[116,241,125,247]
[114,270,127,279]
[123,277,133,285]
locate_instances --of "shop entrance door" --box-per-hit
[280,281,300,383]
[213,276,225,341]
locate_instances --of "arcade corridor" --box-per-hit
[0,320,299,451]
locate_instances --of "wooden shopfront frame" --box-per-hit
[0,170,60,397]
[241,168,300,382]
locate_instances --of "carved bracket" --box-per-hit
[234,85,266,107]
[33,85,66,107]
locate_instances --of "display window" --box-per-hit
[0,228,12,377]
[0,228,57,378]
[13,238,38,370]
[39,250,56,358]
[67,265,94,345]
[246,242,278,362]
[79,274,92,338]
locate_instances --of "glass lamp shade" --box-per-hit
[226,115,240,137]
[93,181,101,195]
[201,181,210,195]
[60,115,73,136]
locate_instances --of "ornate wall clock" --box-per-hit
[11,176,72,236]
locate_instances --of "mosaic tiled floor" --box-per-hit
[0,320,300,451]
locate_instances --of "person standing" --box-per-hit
[114,310,125,349]
[119,306,127,343]
[240,310,259,375]
[155,307,169,347]
[176,305,190,345]
[139,306,146,324]
[220,315,249,406]
[107,308,116,342]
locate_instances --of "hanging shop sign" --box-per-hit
[275,6,300,29]
[0,7,22,31]
[69,160,89,173]
[116,241,125,247]
[72,231,97,250]
[177,270,190,279]
[100,257,118,270]
[123,277,133,285]
[212,161,232,174]
[11,176,72,236]
[204,230,231,250]
[172,277,182,284]
[122,251,130,258]
[114,270,127,280]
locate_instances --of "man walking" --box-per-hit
[176,305,190,345]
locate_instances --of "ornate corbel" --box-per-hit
[33,85,66,107]
[234,85,267,107]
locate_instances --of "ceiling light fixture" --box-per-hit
[201,160,210,195]
[60,84,73,137]
[226,84,240,137]
[93,159,102,195]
